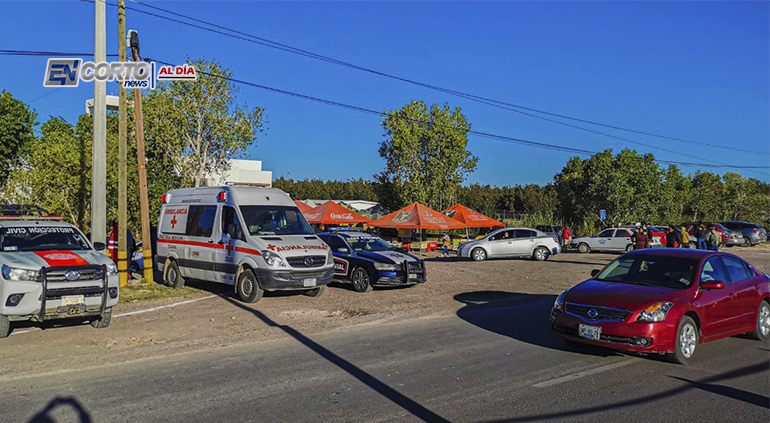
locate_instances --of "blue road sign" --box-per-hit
[600,209,607,220]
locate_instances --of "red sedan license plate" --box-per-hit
[578,324,601,341]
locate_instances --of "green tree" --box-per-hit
[142,57,266,187]
[378,100,478,210]
[0,91,37,187]
[690,171,725,221]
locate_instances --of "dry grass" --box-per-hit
[119,282,204,304]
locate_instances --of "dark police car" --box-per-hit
[318,231,426,292]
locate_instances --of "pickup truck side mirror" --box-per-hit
[337,247,349,254]
[93,242,106,251]
[591,269,600,277]
[701,280,725,290]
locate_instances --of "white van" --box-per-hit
[156,186,334,302]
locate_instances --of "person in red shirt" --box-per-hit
[631,228,649,250]
[561,226,571,247]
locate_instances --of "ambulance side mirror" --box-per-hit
[93,242,106,251]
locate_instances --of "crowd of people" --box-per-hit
[630,223,721,251]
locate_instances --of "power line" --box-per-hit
[94,0,768,157]
[145,57,768,171]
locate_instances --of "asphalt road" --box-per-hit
[2,293,768,423]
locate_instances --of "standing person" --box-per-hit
[696,224,709,250]
[108,220,118,263]
[680,226,690,248]
[666,226,681,248]
[631,228,649,250]
[441,232,451,258]
[707,226,721,251]
[561,225,572,248]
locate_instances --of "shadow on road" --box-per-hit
[454,291,616,357]
[218,295,450,422]
[480,362,769,422]
[28,396,91,423]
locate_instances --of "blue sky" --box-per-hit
[3,1,769,185]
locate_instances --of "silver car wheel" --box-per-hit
[472,248,486,261]
[760,305,770,336]
[680,322,697,358]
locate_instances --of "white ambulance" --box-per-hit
[156,185,334,302]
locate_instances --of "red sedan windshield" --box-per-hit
[595,255,699,289]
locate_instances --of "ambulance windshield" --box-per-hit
[239,206,314,236]
[0,226,91,252]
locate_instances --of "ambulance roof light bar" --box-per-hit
[225,182,270,187]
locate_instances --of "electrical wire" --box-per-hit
[91,0,770,157]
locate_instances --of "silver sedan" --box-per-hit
[457,227,561,261]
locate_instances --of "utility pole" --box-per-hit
[92,0,107,247]
[129,30,154,284]
[117,0,128,288]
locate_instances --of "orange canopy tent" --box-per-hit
[441,204,505,228]
[371,202,465,230]
[294,200,312,214]
[302,201,373,225]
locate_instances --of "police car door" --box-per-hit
[214,205,243,284]
[185,205,218,281]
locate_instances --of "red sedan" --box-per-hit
[550,249,770,364]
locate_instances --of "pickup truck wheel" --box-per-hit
[304,285,326,297]
[351,267,373,293]
[237,269,264,303]
[0,314,10,338]
[578,243,591,254]
[165,261,185,289]
[90,307,112,329]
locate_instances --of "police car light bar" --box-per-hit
[0,215,64,221]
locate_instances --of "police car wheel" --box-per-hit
[304,284,326,297]
[91,308,112,329]
[237,269,264,303]
[351,267,372,293]
[0,314,10,338]
[165,261,185,289]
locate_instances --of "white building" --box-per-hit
[201,159,272,187]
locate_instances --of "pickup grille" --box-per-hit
[45,267,103,282]
[44,286,104,300]
[565,303,630,322]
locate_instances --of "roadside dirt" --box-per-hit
[2,247,768,379]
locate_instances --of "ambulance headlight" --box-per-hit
[2,265,40,282]
[326,248,333,264]
[261,250,286,267]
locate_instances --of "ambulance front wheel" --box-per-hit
[165,261,185,289]
[237,269,264,303]
[304,284,326,297]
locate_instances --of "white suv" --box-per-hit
[0,218,119,338]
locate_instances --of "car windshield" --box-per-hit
[594,254,698,289]
[346,235,393,252]
[0,226,91,252]
[239,206,314,236]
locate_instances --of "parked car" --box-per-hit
[571,228,635,253]
[720,221,768,246]
[535,225,563,238]
[623,225,667,247]
[550,249,770,364]
[0,216,119,338]
[318,230,426,292]
[457,227,560,262]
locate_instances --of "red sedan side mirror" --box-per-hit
[701,281,725,290]
[591,269,600,277]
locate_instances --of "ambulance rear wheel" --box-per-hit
[351,267,373,293]
[237,269,264,303]
[304,285,326,297]
[165,261,185,289]
[0,314,10,338]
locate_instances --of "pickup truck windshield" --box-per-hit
[239,206,314,236]
[0,226,91,252]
